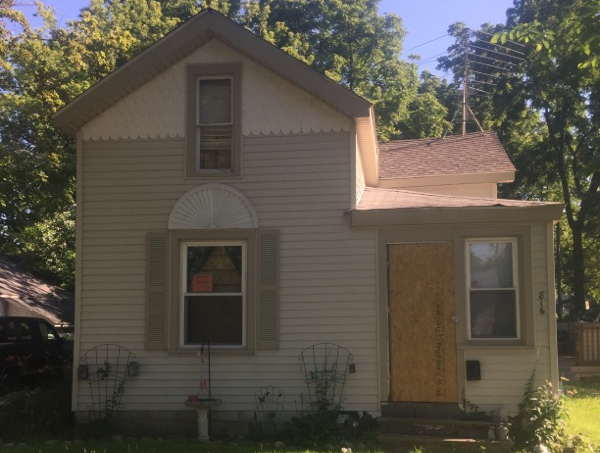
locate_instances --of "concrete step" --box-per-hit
[379,417,499,440]
[381,402,469,419]
[378,434,512,453]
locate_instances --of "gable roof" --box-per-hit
[52,9,372,137]
[378,131,515,182]
[0,257,74,325]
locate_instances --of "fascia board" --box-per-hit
[378,171,515,189]
[350,204,564,227]
[355,107,379,186]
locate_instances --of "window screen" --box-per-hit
[468,241,518,339]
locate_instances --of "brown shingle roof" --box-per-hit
[357,187,559,210]
[378,131,515,179]
[0,257,73,325]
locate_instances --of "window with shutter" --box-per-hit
[149,229,279,353]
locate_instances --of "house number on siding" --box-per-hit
[538,291,545,315]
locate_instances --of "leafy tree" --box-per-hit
[0,0,455,289]
[439,1,600,315]
[504,0,600,315]
[235,0,452,139]
[0,0,29,68]
[0,3,77,289]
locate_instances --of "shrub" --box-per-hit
[512,377,567,452]
[0,377,73,441]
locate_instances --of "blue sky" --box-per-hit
[15,0,516,78]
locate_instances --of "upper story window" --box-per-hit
[186,64,241,178]
[196,78,233,170]
[467,239,519,340]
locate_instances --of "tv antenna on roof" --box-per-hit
[447,28,525,135]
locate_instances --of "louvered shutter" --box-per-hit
[257,230,280,350]
[145,232,168,350]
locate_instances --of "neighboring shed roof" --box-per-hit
[357,187,558,210]
[378,131,516,179]
[0,257,74,325]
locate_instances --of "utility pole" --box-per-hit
[462,43,468,136]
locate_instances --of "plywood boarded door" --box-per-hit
[388,243,458,403]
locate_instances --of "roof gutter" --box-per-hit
[350,203,564,227]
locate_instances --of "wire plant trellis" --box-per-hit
[254,385,285,433]
[298,343,354,414]
[80,344,134,421]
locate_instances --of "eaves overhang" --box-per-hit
[350,204,564,228]
[52,9,372,137]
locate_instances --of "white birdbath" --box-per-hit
[185,398,222,441]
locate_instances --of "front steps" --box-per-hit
[377,403,512,453]
[379,416,496,439]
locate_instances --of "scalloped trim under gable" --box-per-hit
[81,40,351,141]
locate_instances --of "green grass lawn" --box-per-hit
[3,378,599,453]
[0,440,384,453]
[563,379,600,449]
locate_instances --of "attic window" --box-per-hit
[186,63,241,178]
[196,78,233,170]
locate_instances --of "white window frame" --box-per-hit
[195,75,234,174]
[466,238,520,340]
[179,240,247,349]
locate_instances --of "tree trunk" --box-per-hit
[571,223,586,315]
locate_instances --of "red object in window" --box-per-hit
[191,272,213,292]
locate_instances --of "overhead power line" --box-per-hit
[470,69,504,79]
[408,33,450,51]
[472,38,526,56]
[468,43,525,61]
[468,79,498,86]
[467,57,512,72]
[468,86,493,95]
[468,53,518,68]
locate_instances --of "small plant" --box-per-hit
[512,372,568,452]
[285,409,341,447]
[286,343,355,448]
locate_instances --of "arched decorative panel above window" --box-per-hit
[168,184,258,230]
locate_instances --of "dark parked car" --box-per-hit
[0,316,73,394]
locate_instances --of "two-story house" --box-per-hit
[53,9,563,435]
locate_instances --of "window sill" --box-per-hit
[457,343,535,351]
[168,347,255,355]
[184,172,242,180]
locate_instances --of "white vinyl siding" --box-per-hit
[79,131,378,413]
[463,223,554,414]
